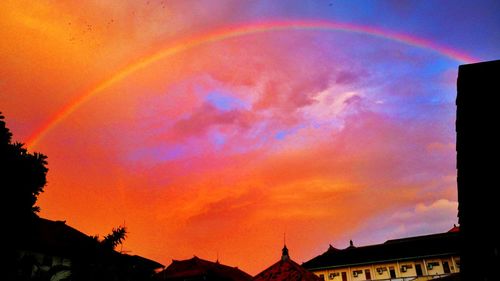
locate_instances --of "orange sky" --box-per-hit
[3,0,493,274]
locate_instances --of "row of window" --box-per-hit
[317,258,459,280]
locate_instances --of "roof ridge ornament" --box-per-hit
[281,244,290,261]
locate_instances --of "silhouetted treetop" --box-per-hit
[1,112,48,220]
[0,113,12,145]
[96,225,128,250]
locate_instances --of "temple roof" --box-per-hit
[253,246,322,281]
[160,256,252,281]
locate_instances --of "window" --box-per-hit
[319,274,325,280]
[365,269,371,280]
[443,261,451,273]
[401,264,412,272]
[415,264,423,276]
[329,272,339,279]
[389,267,397,279]
[427,262,440,270]
[376,267,386,275]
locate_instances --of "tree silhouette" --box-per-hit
[0,112,48,221]
[101,226,128,250]
[2,112,49,280]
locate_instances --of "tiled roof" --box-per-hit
[159,256,252,281]
[303,231,460,270]
[254,257,322,281]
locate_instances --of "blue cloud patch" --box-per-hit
[205,91,249,111]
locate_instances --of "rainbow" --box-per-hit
[26,19,477,148]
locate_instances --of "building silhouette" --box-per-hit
[303,228,460,280]
[456,59,500,281]
[13,217,164,281]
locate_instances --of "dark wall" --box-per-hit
[456,60,500,281]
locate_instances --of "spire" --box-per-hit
[281,231,290,261]
[281,244,290,261]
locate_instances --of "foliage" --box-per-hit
[2,112,49,280]
[1,112,48,220]
[101,226,128,250]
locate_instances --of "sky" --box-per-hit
[1,0,499,275]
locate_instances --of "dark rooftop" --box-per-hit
[122,254,165,271]
[19,217,99,258]
[159,256,252,281]
[303,229,460,270]
[254,258,323,281]
[18,217,164,270]
[253,245,322,281]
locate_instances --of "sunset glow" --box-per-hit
[2,0,499,275]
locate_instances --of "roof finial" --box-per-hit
[347,239,356,249]
[281,244,289,261]
[281,232,289,261]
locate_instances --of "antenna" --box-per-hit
[284,232,286,246]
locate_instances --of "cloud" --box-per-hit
[335,70,362,85]
[171,102,255,139]
[112,99,457,267]
[349,199,458,247]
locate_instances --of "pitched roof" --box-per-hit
[19,217,99,257]
[254,246,322,281]
[18,217,164,270]
[254,259,323,281]
[302,231,460,270]
[122,254,165,270]
[159,256,252,281]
